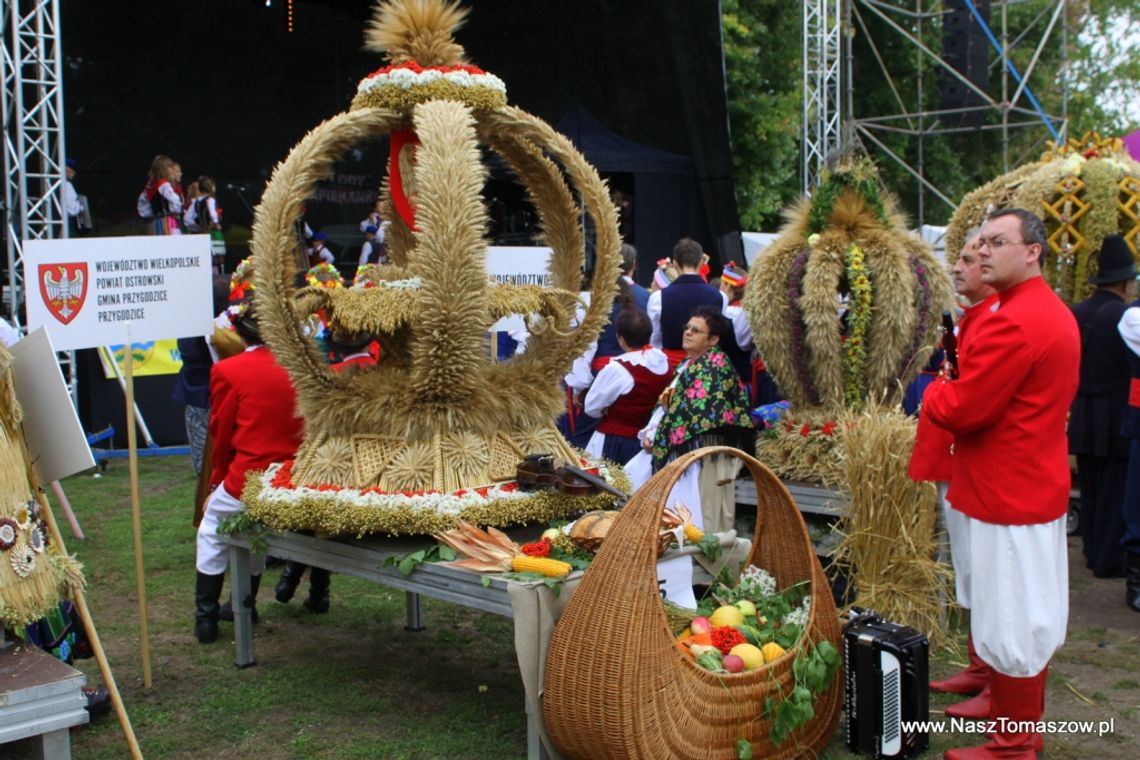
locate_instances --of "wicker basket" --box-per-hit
[543,446,843,759]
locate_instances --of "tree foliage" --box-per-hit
[722,0,1139,232]
[722,0,802,232]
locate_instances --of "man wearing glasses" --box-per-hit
[923,208,1079,759]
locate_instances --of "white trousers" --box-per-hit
[940,485,971,609]
[966,514,1068,677]
[625,451,702,608]
[196,484,265,576]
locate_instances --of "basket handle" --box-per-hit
[604,446,815,586]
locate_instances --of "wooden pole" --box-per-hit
[123,332,153,688]
[26,450,144,759]
[48,479,85,540]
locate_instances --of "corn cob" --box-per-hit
[510,555,572,577]
[434,521,573,578]
[662,504,704,543]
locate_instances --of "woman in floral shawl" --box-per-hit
[647,305,753,469]
[626,305,754,536]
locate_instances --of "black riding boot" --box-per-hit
[1127,553,1140,612]
[275,561,307,603]
[219,573,261,624]
[195,571,225,643]
[303,567,331,614]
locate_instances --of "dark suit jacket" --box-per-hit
[1069,289,1130,459]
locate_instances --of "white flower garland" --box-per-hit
[254,461,613,518]
[358,68,507,96]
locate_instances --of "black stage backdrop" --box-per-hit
[60,0,741,442]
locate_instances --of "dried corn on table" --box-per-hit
[220,529,748,760]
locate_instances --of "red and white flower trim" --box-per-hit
[357,62,506,97]
[254,458,610,517]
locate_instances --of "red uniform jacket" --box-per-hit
[209,346,304,497]
[908,293,1000,482]
[924,276,1079,525]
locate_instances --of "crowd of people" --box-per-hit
[130,149,1136,757]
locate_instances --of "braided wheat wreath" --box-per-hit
[244,0,625,536]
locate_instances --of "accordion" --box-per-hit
[843,609,930,759]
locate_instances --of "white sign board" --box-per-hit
[8,328,96,483]
[484,245,553,286]
[742,232,779,267]
[24,236,214,351]
[485,246,554,335]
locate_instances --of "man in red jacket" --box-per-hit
[911,227,998,698]
[194,306,303,644]
[924,208,1079,759]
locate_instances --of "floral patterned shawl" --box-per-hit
[651,346,754,469]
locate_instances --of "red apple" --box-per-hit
[723,654,745,674]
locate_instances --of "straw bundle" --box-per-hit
[0,345,85,627]
[755,409,845,488]
[830,402,951,648]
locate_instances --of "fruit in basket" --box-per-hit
[689,643,719,659]
[734,599,757,618]
[729,643,765,671]
[723,654,745,674]
[711,626,747,655]
[689,616,712,636]
[709,604,745,628]
[541,527,561,542]
[695,649,724,672]
[737,624,763,646]
[761,642,787,662]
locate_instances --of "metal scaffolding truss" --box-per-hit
[1,0,74,389]
[844,0,1068,223]
[802,0,845,193]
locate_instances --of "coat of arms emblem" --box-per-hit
[39,263,88,325]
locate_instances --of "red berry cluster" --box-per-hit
[711,626,746,656]
[520,538,552,557]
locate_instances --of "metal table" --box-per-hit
[220,529,743,760]
[0,643,88,760]
[734,478,847,516]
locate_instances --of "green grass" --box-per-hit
[6,456,1139,758]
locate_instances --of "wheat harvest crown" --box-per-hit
[245,0,624,536]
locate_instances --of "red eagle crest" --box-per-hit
[39,263,88,325]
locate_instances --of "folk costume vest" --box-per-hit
[596,360,673,438]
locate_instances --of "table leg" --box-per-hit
[37,728,72,760]
[525,697,552,760]
[230,545,256,668]
[404,591,424,632]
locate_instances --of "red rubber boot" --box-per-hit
[931,633,991,696]
[943,669,1044,759]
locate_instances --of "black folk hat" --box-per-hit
[1089,235,1137,284]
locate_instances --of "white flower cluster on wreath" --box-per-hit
[737,564,777,599]
[376,276,422,290]
[783,596,811,628]
[358,68,507,95]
